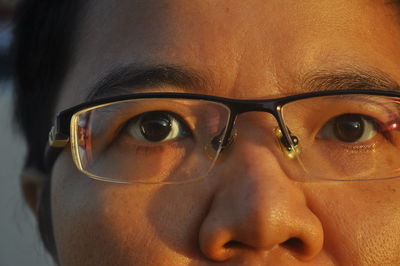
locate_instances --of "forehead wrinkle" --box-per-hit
[85,63,216,101]
[300,66,400,93]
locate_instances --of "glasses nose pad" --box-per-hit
[211,130,235,151]
[274,127,301,159]
[204,129,236,160]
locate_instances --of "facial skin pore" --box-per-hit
[47,0,400,265]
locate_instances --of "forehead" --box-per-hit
[57,0,400,109]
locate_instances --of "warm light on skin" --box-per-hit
[50,0,400,265]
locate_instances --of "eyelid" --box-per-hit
[316,114,377,142]
[300,102,396,140]
[87,100,198,137]
[123,111,192,143]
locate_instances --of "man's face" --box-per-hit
[50,0,400,265]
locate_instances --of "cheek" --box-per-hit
[51,157,155,265]
[50,152,210,265]
[304,181,400,265]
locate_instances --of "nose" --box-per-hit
[198,122,324,262]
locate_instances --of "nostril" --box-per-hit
[223,240,245,249]
[281,237,304,253]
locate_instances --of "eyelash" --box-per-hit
[313,113,400,155]
[117,111,192,145]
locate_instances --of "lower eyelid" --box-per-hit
[314,139,380,156]
[124,144,165,155]
[338,143,377,153]
[116,135,192,156]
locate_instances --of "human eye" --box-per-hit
[281,95,400,180]
[316,113,380,143]
[73,98,232,183]
[122,111,192,144]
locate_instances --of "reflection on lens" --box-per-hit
[282,94,400,180]
[71,99,231,184]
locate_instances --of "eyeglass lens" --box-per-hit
[70,94,400,183]
[281,94,400,181]
[71,99,231,183]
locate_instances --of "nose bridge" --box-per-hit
[224,99,291,152]
[224,99,299,160]
[227,120,289,176]
[235,111,281,150]
[222,99,278,141]
[230,99,289,141]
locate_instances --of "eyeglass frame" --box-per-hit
[45,88,400,180]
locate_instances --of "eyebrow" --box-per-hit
[86,64,213,101]
[86,64,400,101]
[301,67,400,93]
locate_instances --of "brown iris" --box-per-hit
[139,112,173,142]
[333,114,366,143]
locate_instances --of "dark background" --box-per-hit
[0,1,53,265]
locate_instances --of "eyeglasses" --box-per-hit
[47,89,400,184]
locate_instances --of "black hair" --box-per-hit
[12,0,86,259]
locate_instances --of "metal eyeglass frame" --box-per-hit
[45,89,400,178]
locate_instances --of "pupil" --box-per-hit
[140,112,172,142]
[333,114,364,142]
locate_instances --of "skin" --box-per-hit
[24,0,400,265]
